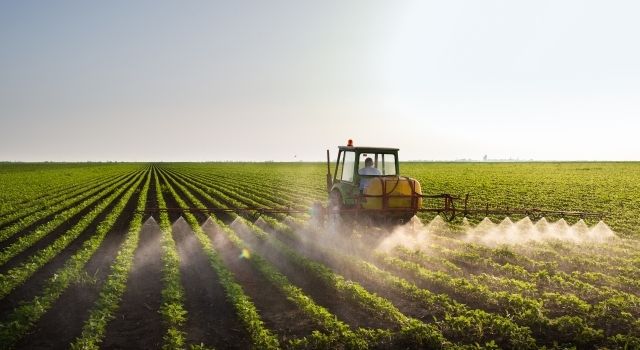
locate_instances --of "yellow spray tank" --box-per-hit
[361,176,422,212]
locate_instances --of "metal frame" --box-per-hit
[141,192,605,222]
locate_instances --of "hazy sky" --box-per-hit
[1,1,639,161]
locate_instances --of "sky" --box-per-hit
[1,1,639,162]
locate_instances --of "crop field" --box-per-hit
[0,162,639,349]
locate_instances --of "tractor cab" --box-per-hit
[325,139,422,223]
[332,145,399,202]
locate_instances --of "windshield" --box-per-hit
[358,153,396,176]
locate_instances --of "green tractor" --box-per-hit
[324,139,424,224]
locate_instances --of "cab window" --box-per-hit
[358,153,396,175]
[381,154,397,175]
[341,151,355,182]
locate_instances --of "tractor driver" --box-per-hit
[360,157,381,176]
[359,157,381,191]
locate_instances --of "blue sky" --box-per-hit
[1,1,639,161]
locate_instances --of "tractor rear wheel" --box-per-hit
[329,191,344,216]
[329,191,354,229]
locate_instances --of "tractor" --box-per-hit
[324,139,423,224]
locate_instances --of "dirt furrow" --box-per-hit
[14,175,144,349]
[162,182,251,349]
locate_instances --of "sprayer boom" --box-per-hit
[417,193,605,221]
[139,195,604,225]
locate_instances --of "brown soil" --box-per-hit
[163,170,399,331]
[102,172,164,349]
[13,176,144,349]
[230,220,399,331]
[162,179,251,349]
[102,217,164,349]
[282,228,439,319]
[0,177,141,319]
[203,218,317,342]
[165,171,321,343]
[0,173,136,263]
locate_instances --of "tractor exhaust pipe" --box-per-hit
[326,149,332,194]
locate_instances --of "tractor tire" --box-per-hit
[329,191,344,218]
[329,190,343,213]
[328,191,349,229]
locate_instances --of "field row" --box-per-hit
[0,163,638,349]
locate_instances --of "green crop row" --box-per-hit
[161,168,384,349]
[380,254,632,347]
[0,172,137,265]
[154,167,188,350]
[0,171,135,243]
[0,171,144,300]
[397,246,634,328]
[159,169,281,349]
[163,168,296,220]
[162,168,306,232]
[425,230,640,301]
[0,163,145,215]
[0,175,87,216]
[0,169,147,349]
[423,236,640,321]
[436,241,640,304]
[524,243,640,281]
[181,163,326,198]
[70,169,152,349]
[163,165,323,206]
[261,219,538,350]
[0,164,92,213]
[0,172,114,228]
[159,167,450,349]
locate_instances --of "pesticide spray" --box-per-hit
[372,215,617,253]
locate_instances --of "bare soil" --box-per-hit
[0,173,136,267]
[203,218,317,343]
[102,217,164,349]
[103,172,164,349]
[162,181,251,349]
[13,177,143,349]
[279,227,440,321]
[167,172,400,331]
[0,178,140,320]
[230,219,399,331]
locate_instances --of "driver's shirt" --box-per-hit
[358,166,381,191]
[359,167,381,176]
